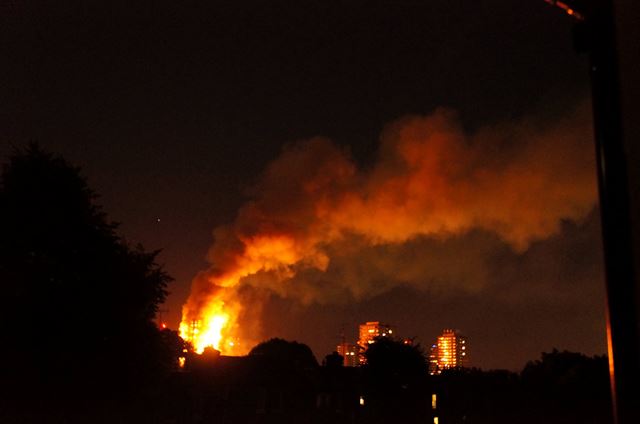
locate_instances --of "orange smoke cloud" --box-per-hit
[181,104,596,354]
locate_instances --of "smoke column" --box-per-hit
[180,104,596,354]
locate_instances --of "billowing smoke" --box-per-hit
[181,103,596,353]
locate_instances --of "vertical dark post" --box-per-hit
[588,1,640,423]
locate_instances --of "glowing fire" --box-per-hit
[179,298,237,354]
[180,233,315,355]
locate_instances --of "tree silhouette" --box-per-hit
[249,337,318,370]
[0,145,175,401]
[362,337,429,423]
[364,336,427,383]
[519,349,612,423]
[323,351,344,369]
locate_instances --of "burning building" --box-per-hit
[429,329,468,375]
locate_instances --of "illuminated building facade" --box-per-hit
[357,321,393,364]
[429,329,468,375]
[187,319,201,345]
[336,343,359,367]
[358,321,393,348]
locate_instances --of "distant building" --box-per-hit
[429,345,439,374]
[358,321,393,348]
[357,321,393,364]
[429,329,468,375]
[336,343,359,367]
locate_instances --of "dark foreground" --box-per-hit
[1,348,612,424]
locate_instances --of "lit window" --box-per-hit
[434,417,439,424]
[359,396,365,406]
[431,394,437,409]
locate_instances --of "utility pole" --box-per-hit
[339,324,347,366]
[545,1,640,422]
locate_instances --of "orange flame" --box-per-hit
[179,289,243,354]
[180,234,317,355]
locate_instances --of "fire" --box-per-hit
[180,297,237,354]
[180,106,595,355]
[179,272,241,354]
[179,312,229,354]
[180,233,320,355]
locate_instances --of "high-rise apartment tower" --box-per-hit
[357,321,393,364]
[429,329,468,375]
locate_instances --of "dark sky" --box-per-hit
[1,0,605,370]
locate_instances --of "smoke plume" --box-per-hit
[181,103,596,353]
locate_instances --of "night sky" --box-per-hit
[2,0,606,370]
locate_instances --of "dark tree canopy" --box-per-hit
[508,350,612,424]
[361,337,429,423]
[364,336,427,381]
[249,337,318,369]
[0,145,174,394]
[521,349,611,402]
[323,351,344,369]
